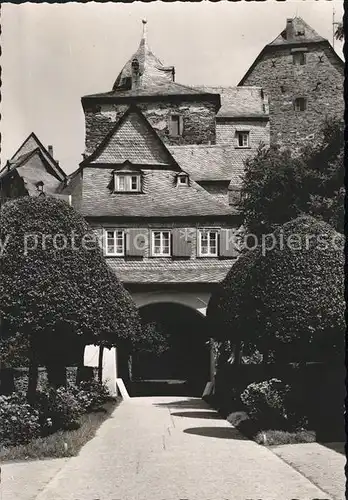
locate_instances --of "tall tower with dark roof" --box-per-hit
[239,17,344,148]
[81,20,220,155]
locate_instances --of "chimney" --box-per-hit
[48,145,54,158]
[286,18,294,40]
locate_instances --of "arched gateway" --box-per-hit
[128,291,214,396]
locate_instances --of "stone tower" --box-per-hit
[239,17,344,148]
[81,20,220,155]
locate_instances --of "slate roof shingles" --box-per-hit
[194,86,268,118]
[82,168,234,217]
[269,17,326,46]
[169,145,246,187]
[107,259,236,284]
[83,108,235,217]
[90,112,172,165]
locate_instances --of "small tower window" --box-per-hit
[293,52,306,65]
[131,58,139,72]
[36,181,44,192]
[294,97,307,112]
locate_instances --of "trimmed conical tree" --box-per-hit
[0,196,140,395]
[207,215,344,363]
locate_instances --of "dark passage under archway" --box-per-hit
[130,302,211,396]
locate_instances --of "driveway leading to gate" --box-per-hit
[15,397,339,499]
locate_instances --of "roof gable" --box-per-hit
[238,17,341,86]
[1,148,62,194]
[84,106,179,167]
[269,17,326,46]
[6,132,66,181]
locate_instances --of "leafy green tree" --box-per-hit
[0,196,141,396]
[240,119,344,237]
[207,216,344,364]
[334,21,344,41]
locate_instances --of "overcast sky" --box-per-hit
[1,1,344,174]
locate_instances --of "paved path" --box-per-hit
[272,442,345,500]
[30,396,334,500]
[1,458,67,500]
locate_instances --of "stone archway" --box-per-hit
[131,301,211,396]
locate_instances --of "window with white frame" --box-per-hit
[236,131,250,148]
[114,173,141,192]
[198,229,218,257]
[151,230,171,256]
[105,229,125,256]
[177,173,189,186]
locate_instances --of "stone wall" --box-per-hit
[241,43,344,148]
[216,119,270,148]
[84,99,217,155]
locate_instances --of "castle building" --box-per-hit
[0,17,342,391]
[239,17,344,148]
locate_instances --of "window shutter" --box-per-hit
[219,229,239,258]
[126,229,147,257]
[172,228,192,257]
[168,116,174,136]
[179,115,184,136]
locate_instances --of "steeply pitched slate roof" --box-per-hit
[107,259,236,284]
[86,109,174,166]
[82,106,234,217]
[5,132,66,181]
[113,21,174,91]
[82,22,218,103]
[269,17,326,46]
[195,86,268,119]
[82,82,216,101]
[82,167,234,218]
[0,148,62,193]
[169,145,246,187]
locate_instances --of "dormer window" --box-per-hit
[114,173,141,193]
[176,173,189,186]
[36,181,44,192]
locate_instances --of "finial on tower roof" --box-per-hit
[142,18,147,41]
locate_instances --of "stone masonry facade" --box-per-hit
[83,99,218,156]
[240,19,344,149]
[216,119,270,148]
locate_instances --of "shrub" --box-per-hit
[208,216,344,363]
[0,392,41,446]
[0,196,141,389]
[35,387,83,432]
[241,379,292,430]
[70,380,111,413]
